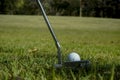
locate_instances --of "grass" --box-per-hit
[0,15,120,80]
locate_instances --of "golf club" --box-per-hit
[36,0,90,69]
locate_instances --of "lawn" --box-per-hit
[0,15,120,80]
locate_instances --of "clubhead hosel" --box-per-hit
[56,42,62,64]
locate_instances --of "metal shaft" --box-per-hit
[36,0,62,64]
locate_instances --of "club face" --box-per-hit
[54,60,90,69]
[63,60,90,68]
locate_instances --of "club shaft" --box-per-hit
[37,0,62,64]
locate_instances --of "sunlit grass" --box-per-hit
[0,15,120,79]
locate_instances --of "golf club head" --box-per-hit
[63,60,90,69]
[54,60,90,69]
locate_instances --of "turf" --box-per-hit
[0,15,120,80]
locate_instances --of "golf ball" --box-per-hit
[68,52,81,61]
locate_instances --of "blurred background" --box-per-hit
[0,0,120,18]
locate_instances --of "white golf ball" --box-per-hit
[68,52,81,62]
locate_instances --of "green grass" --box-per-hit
[0,15,120,80]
